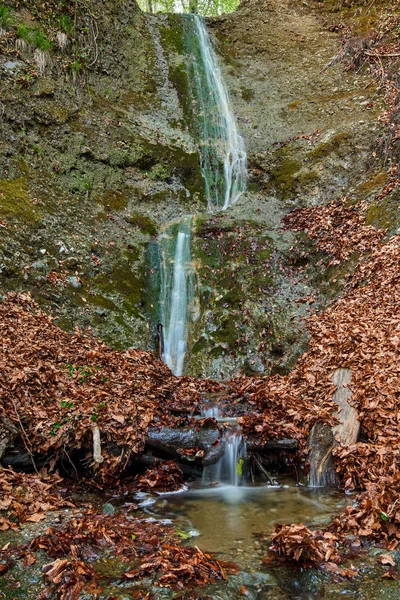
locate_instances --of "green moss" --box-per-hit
[160,20,185,55]
[126,211,157,235]
[365,190,400,232]
[169,63,192,118]
[270,158,302,199]
[108,147,145,168]
[296,169,320,187]
[148,163,171,182]
[309,131,352,161]
[95,190,128,211]
[0,178,41,222]
[353,171,388,201]
[91,265,144,312]
[241,87,255,102]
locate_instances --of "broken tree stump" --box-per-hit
[308,368,360,487]
[0,417,18,460]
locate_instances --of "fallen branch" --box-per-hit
[91,424,104,465]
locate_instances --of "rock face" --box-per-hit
[0,0,398,377]
[308,368,360,486]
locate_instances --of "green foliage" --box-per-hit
[58,14,74,34]
[175,528,192,540]
[50,421,61,436]
[17,24,52,50]
[68,58,84,76]
[137,0,240,16]
[64,363,101,383]
[0,3,15,29]
[60,400,75,409]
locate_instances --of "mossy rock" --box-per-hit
[365,189,400,233]
[270,157,302,199]
[308,131,352,161]
[0,178,41,222]
[96,190,128,211]
[125,211,157,235]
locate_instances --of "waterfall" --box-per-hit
[157,15,247,377]
[159,216,194,376]
[186,14,248,211]
[201,405,247,487]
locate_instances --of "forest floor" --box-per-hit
[0,0,400,598]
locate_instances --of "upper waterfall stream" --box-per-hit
[158,14,248,376]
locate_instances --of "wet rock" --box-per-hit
[102,503,116,515]
[63,256,79,270]
[66,276,82,289]
[30,260,47,272]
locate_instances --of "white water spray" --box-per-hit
[159,216,193,376]
[201,405,247,487]
[189,15,248,210]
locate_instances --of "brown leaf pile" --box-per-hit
[283,199,384,264]
[0,293,223,482]
[40,559,98,600]
[0,467,72,529]
[270,524,339,566]
[239,225,400,556]
[134,461,185,493]
[25,510,229,593]
[332,475,400,548]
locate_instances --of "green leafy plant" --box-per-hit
[68,58,84,77]
[58,14,74,35]
[17,24,52,51]
[0,4,15,29]
[60,400,75,409]
[50,421,61,436]
[175,528,192,540]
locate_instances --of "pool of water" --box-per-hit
[143,479,352,571]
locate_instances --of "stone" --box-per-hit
[2,61,24,72]
[63,256,79,270]
[102,503,116,516]
[66,276,82,289]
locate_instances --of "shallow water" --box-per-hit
[145,479,351,571]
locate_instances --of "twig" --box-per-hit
[91,424,104,465]
[365,51,400,58]
[254,453,275,485]
[10,398,38,474]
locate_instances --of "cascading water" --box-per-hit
[186,14,248,210]
[157,14,247,379]
[201,405,247,487]
[159,216,194,376]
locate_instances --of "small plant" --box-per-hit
[68,58,84,79]
[50,421,61,436]
[0,4,15,30]
[17,24,52,51]
[58,14,74,35]
[60,400,75,409]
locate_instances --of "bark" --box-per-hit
[308,368,360,487]
[0,417,18,460]
[146,425,224,466]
